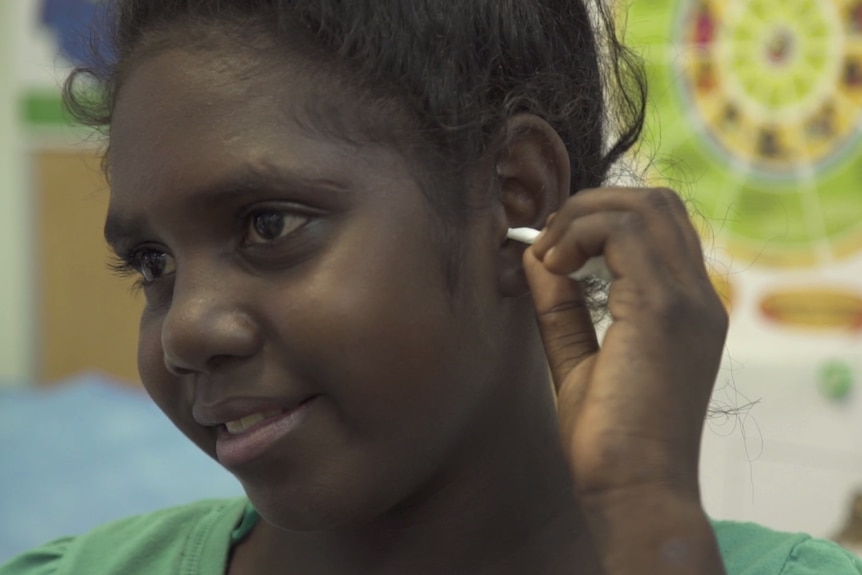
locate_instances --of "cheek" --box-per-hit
[137,313,167,402]
[290,257,479,436]
[136,314,211,453]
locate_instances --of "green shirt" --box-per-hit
[1,498,860,574]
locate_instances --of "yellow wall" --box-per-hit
[34,150,142,385]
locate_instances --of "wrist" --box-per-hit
[579,487,726,575]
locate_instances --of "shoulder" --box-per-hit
[713,519,862,575]
[0,498,249,575]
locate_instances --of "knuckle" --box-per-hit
[671,288,730,340]
[707,295,730,334]
[644,187,686,215]
[651,290,689,326]
[617,211,646,234]
[559,193,584,217]
[607,280,680,321]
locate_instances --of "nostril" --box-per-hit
[165,353,241,376]
[162,348,196,376]
[205,354,234,372]
[163,354,196,377]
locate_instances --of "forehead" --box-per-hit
[107,47,411,222]
[110,47,335,178]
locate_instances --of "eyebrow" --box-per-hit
[104,163,352,250]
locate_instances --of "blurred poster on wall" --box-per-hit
[626,0,862,371]
[626,0,862,543]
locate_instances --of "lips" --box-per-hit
[212,397,318,467]
[192,394,319,465]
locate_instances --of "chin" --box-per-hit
[241,477,400,532]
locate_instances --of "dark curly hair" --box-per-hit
[66,0,645,190]
[64,0,646,298]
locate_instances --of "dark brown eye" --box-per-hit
[253,212,285,240]
[246,210,308,245]
[134,249,176,284]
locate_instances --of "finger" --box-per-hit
[535,188,682,253]
[534,188,704,278]
[653,191,712,278]
[541,211,668,285]
[672,193,710,267]
[523,247,599,392]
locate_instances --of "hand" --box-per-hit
[524,187,728,574]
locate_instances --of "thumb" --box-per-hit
[523,247,600,391]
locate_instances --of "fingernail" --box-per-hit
[544,246,556,263]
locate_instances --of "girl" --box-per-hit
[3,1,860,574]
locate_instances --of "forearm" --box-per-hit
[581,488,727,575]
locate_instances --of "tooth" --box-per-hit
[239,413,265,430]
[224,410,285,435]
[225,419,245,434]
[224,413,263,434]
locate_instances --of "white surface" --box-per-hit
[700,358,862,538]
[13,0,70,88]
[0,0,34,383]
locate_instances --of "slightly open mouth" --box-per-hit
[221,396,319,436]
[223,409,286,435]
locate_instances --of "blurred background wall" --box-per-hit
[623,0,862,552]
[1,0,141,387]
[0,2,243,562]
[0,1,33,384]
[0,0,861,561]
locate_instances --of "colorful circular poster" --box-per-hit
[628,0,862,269]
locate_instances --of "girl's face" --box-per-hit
[106,46,513,528]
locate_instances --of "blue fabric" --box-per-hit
[40,0,113,67]
[0,375,243,563]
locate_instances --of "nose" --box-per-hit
[160,273,263,375]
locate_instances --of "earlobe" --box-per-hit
[495,115,571,297]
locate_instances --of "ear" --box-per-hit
[495,114,571,297]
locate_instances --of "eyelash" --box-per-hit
[109,245,178,292]
[108,208,312,289]
[108,252,151,293]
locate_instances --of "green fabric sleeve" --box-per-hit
[713,519,862,575]
[779,538,862,575]
[0,538,72,575]
[0,499,248,575]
